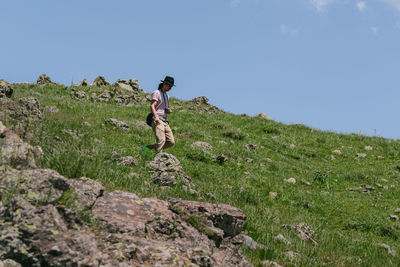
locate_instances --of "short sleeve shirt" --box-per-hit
[151,89,169,118]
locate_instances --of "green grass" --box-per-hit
[8,83,400,266]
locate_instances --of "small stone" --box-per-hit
[365,146,373,151]
[242,235,266,251]
[206,192,216,199]
[265,158,273,162]
[244,158,253,163]
[356,153,367,158]
[128,172,139,178]
[289,144,295,149]
[271,136,280,139]
[274,234,291,245]
[191,141,213,151]
[395,208,400,213]
[118,156,137,167]
[389,214,399,221]
[285,178,296,184]
[377,156,384,159]
[381,178,388,182]
[45,106,59,113]
[301,179,311,185]
[364,185,375,191]
[0,121,6,135]
[376,243,397,256]
[384,186,389,190]
[262,260,283,267]
[269,192,278,199]
[332,149,342,155]
[330,155,335,160]
[376,184,383,188]
[257,113,273,120]
[284,250,299,260]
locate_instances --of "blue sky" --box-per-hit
[1,0,400,139]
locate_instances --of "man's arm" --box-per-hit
[150,100,161,124]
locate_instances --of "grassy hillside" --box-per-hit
[7,83,400,266]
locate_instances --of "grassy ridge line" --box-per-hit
[10,84,400,266]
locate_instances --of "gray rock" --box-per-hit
[117,156,137,167]
[45,105,59,113]
[191,141,213,152]
[376,243,397,256]
[0,128,43,169]
[275,233,291,245]
[36,74,56,85]
[91,76,110,87]
[114,78,141,92]
[0,259,22,267]
[105,118,130,131]
[242,235,267,250]
[0,79,13,98]
[148,153,192,186]
[283,222,317,245]
[66,177,105,210]
[257,113,273,120]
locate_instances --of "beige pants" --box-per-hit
[149,120,175,153]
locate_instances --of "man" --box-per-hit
[143,76,175,153]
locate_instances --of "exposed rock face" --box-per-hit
[0,79,13,98]
[36,74,56,85]
[0,124,252,266]
[91,76,110,87]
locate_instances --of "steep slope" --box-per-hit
[2,75,400,266]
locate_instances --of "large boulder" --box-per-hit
[0,79,13,98]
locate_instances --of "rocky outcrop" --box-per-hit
[91,76,110,87]
[0,79,13,98]
[36,74,56,85]
[186,96,225,114]
[0,123,252,266]
[114,78,142,92]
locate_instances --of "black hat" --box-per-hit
[161,76,175,87]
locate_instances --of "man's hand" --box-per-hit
[154,117,161,124]
[166,108,172,114]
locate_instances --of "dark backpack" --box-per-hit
[146,113,153,126]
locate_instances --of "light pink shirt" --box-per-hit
[151,89,169,118]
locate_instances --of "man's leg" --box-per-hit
[163,123,175,150]
[149,120,166,153]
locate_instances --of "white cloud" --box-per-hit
[230,0,240,7]
[280,24,299,36]
[381,0,400,11]
[371,26,379,35]
[310,0,334,12]
[357,1,366,11]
